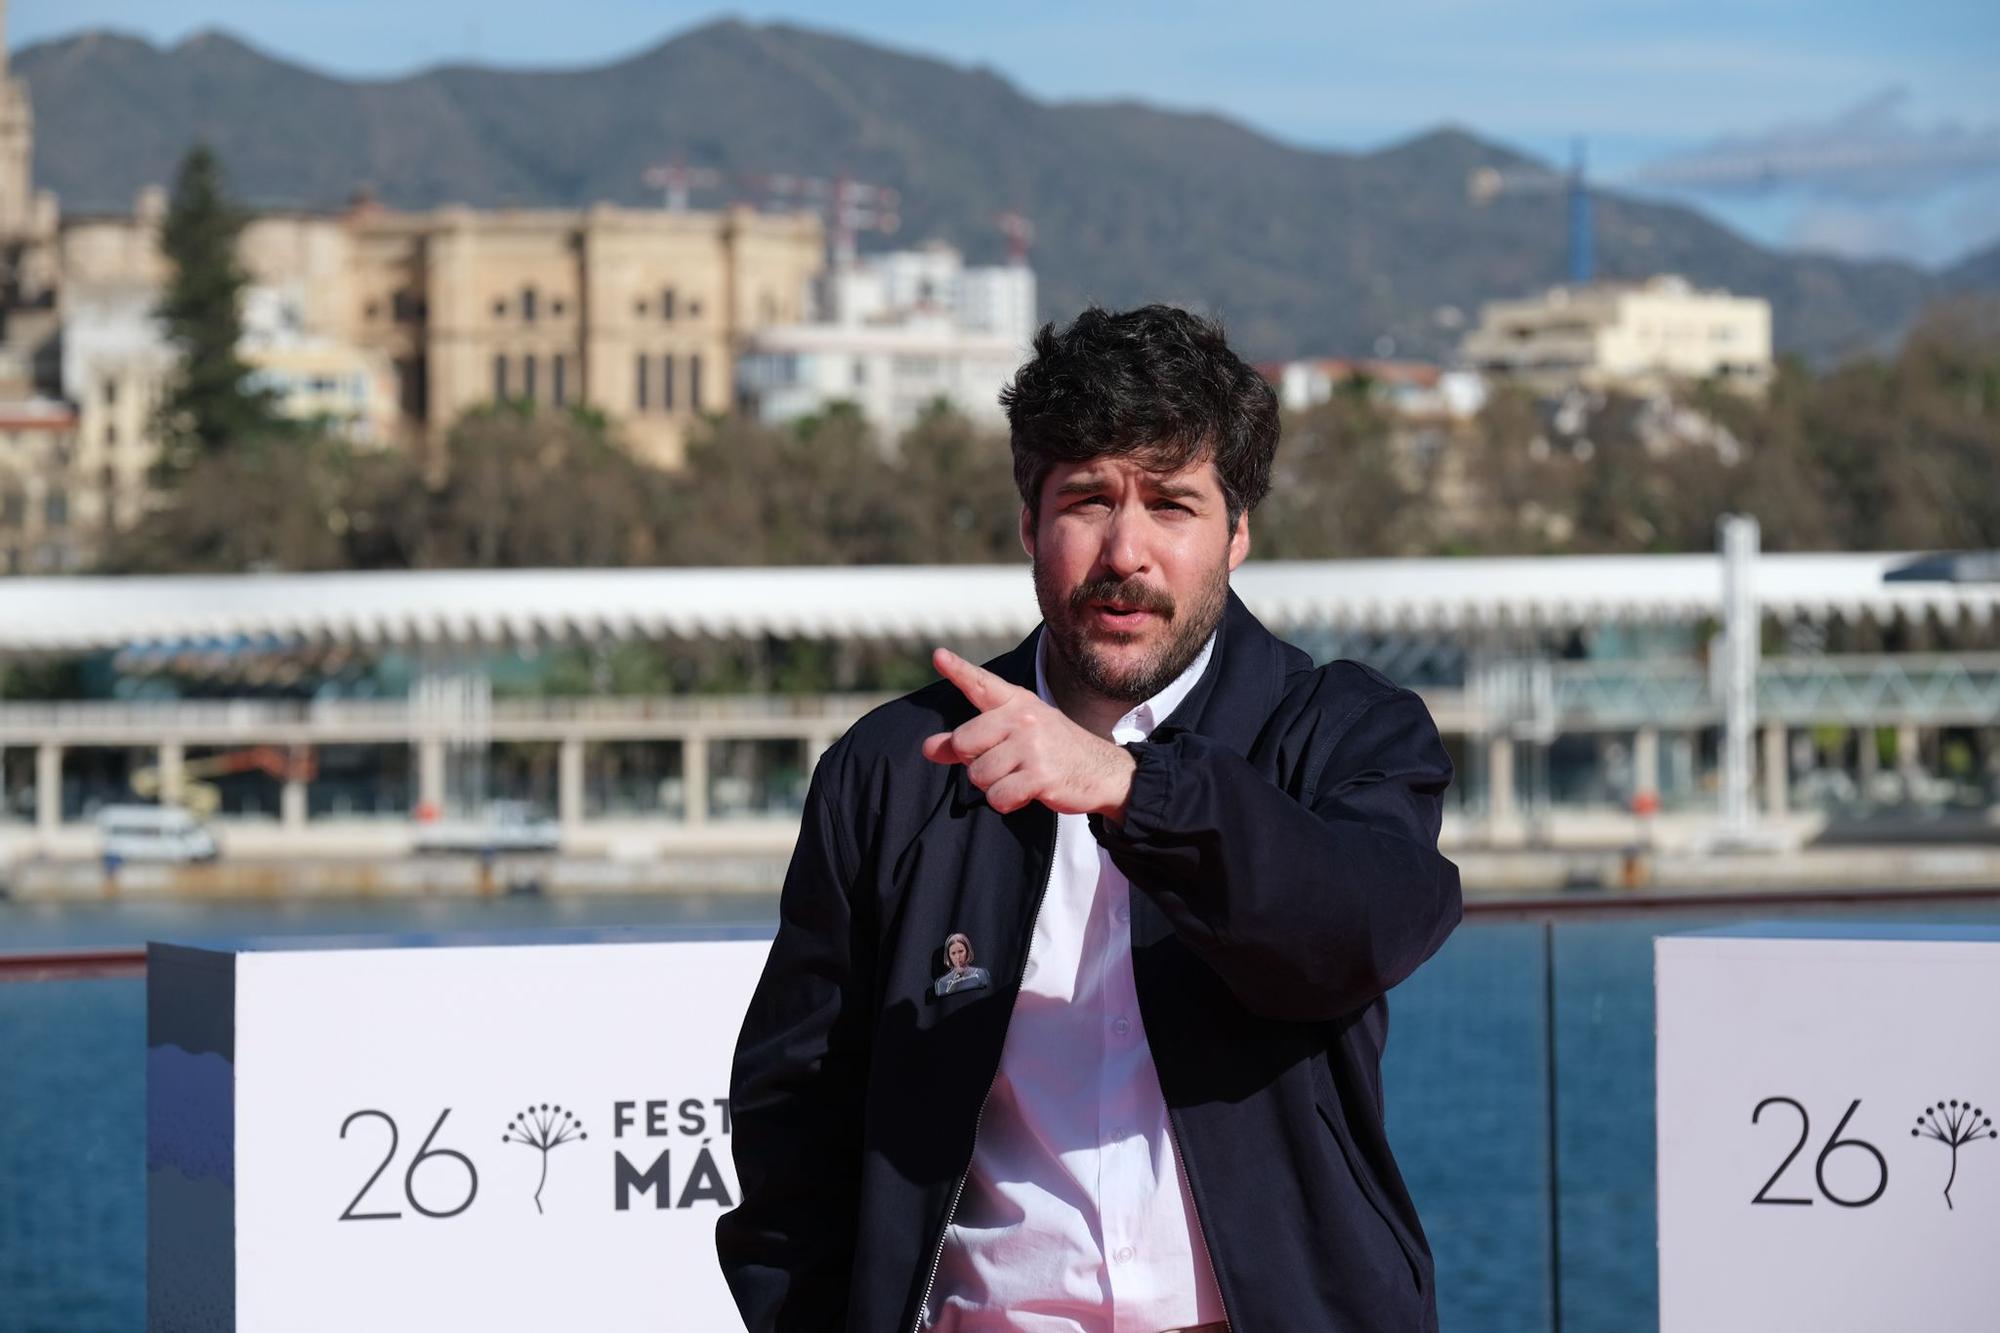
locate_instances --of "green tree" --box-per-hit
[397,403,671,568]
[101,433,396,574]
[890,402,1025,562]
[1257,382,1432,558]
[153,144,284,479]
[661,406,907,565]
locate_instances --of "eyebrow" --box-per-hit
[1052,475,1207,502]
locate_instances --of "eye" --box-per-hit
[1071,495,1111,510]
[1152,500,1191,514]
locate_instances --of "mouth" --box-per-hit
[1087,602,1161,631]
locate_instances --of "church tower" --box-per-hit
[0,0,34,240]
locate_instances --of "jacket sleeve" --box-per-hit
[716,739,872,1331]
[1092,683,1461,1023]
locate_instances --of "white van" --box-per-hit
[96,804,220,864]
[412,800,560,855]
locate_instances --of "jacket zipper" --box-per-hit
[1167,1103,1239,1331]
[908,813,1060,1333]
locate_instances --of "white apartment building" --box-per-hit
[1268,357,1489,419]
[1461,275,1772,397]
[737,241,1036,437]
[239,284,397,445]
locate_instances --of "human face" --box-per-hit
[946,939,969,968]
[1023,452,1249,705]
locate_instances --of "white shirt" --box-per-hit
[925,628,1226,1333]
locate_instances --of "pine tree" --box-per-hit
[153,144,282,480]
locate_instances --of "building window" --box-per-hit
[689,354,704,413]
[493,354,509,400]
[523,353,539,401]
[521,287,538,323]
[2,492,22,526]
[635,299,648,317]
[635,353,649,410]
[104,422,118,447]
[551,354,567,407]
[493,298,508,318]
[45,490,69,529]
[551,299,566,317]
[398,357,429,419]
[661,354,675,412]
[365,300,381,321]
[688,300,702,318]
[661,288,676,321]
[104,379,119,407]
[393,291,425,322]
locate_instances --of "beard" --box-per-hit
[1033,552,1230,705]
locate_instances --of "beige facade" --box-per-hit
[241,337,397,445]
[345,202,822,466]
[0,398,84,573]
[60,200,823,473]
[0,0,51,253]
[1462,275,1772,398]
[4,0,824,567]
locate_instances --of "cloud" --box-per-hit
[1786,206,1928,260]
[1634,88,2000,198]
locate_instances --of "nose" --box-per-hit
[1100,504,1150,579]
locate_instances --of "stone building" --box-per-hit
[0,0,828,574]
[0,391,82,573]
[1461,274,1772,398]
[62,198,825,475]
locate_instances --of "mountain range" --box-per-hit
[18,19,1998,364]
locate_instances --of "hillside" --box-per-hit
[18,20,1963,363]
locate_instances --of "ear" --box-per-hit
[1227,509,1251,572]
[1018,503,1036,560]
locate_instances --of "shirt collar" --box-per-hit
[1034,623,1218,742]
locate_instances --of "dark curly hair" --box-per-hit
[1000,304,1280,530]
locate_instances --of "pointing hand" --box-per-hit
[921,648,1135,820]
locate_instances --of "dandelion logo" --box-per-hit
[1910,1099,1995,1211]
[502,1103,588,1215]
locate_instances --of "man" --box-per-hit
[717,305,1462,1332]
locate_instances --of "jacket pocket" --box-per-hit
[1311,1056,1426,1302]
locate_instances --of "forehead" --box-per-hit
[1042,452,1222,494]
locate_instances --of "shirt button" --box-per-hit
[1114,1246,1135,1264]
[1111,1016,1131,1037]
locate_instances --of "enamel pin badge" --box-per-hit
[934,932,992,996]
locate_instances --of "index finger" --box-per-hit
[933,647,1020,713]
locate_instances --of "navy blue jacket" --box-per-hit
[717,590,1462,1331]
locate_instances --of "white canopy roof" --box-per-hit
[0,554,1990,653]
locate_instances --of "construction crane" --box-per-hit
[747,172,901,265]
[996,210,1035,266]
[129,745,317,820]
[642,155,723,212]
[1467,138,1595,284]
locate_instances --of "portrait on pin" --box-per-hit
[934,932,991,996]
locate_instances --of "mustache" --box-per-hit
[1067,575,1175,619]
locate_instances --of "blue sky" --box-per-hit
[15,1,2000,266]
